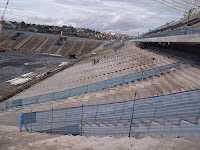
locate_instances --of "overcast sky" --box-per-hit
[0,0,183,35]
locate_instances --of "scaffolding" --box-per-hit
[154,0,200,15]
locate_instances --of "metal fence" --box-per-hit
[133,28,200,40]
[111,42,126,50]
[0,62,180,111]
[20,89,200,136]
[102,41,119,48]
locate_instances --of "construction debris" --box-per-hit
[6,72,37,86]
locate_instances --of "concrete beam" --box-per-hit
[131,34,200,44]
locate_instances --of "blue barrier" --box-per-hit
[38,93,54,103]
[22,96,37,105]
[19,89,200,135]
[110,42,126,50]
[0,62,180,111]
[71,85,88,96]
[102,41,119,48]
[88,81,106,92]
[54,89,71,100]
[0,102,6,110]
[6,99,22,108]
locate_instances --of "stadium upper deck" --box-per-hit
[132,12,200,44]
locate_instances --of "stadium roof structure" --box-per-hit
[154,0,200,15]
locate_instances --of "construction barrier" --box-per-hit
[110,42,126,50]
[0,62,180,110]
[102,41,119,48]
[19,89,200,136]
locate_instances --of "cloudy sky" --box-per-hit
[0,0,183,35]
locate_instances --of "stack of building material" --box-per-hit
[6,72,37,86]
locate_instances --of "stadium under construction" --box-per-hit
[0,0,200,149]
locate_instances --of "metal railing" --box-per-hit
[102,41,119,48]
[20,89,200,136]
[0,62,180,111]
[110,42,125,50]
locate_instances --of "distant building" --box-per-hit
[77,28,85,35]
[77,31,84,35]
[27,27,38,32]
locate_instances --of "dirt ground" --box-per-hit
[0,125,199,150]
[0,51,70,96]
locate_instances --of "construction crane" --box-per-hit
[0,0,10,52]
[154,0,200,15]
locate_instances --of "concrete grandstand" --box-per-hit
[1,30,103,57]
[1,39,200,142]
[132,12,200,45]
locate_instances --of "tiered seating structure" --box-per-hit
[81,40,102,55]
[1,32,26,49]
[40,36,57,53]
[1,41,199,140]
[1,31,104,56]
[20,89,200,141]
[7,44,179,100]
[59,38,76,56]
[133,12,200,40]
[68,40,85,55]
[149,12,200,34]
[17,34,50,52]
[1,31,13,43]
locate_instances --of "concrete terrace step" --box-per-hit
[0,43,197,111]
[7,45,179,100]
[2,31,104,57]
[3,63,199,113]
[78,118,200,137]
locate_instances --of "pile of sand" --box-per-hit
[0,125,199,150]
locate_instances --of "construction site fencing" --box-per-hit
[19,89,200,136]
[111,42,126,50]
[102,41,119,48]
[0,62,180,111]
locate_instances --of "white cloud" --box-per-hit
[57,20,64,26]
[0,0,183,35]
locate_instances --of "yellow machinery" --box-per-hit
[89,37,96,40]
[0,0,9,52]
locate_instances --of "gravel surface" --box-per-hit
[0,125,199,150]
[0,51,70,96]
